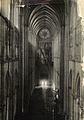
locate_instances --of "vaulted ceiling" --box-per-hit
[23,0,65,37]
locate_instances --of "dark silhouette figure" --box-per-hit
[14,112,29,120]
[28,87,53,120]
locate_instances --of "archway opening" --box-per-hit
[28,4,61,89]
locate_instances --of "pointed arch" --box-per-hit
[28,5,61,35]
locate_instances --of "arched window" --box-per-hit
[0,14,7,59]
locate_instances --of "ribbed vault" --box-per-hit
[22,0,65,112]
[26,3,63,83]
[29,5,61,36]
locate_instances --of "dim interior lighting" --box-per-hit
[40,80,48,88]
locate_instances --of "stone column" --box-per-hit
[18,7,24,112]
[64,1,71,119]
[60,23,65,113]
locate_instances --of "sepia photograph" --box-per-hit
[0,0,84,120]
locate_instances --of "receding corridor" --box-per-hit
[0,0,84,120]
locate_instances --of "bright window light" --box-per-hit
[41,81,44,87]
[40,80,48,88]
[44,81,47,86]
